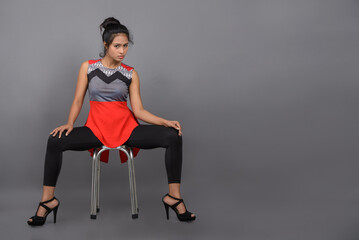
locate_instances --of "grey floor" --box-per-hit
[2,155,359,240]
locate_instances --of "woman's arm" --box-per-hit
[66,61,89,125]
[50,60,89,138]
[129,69,166,125]
[129,69,182,136]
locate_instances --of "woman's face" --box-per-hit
[105,33,129,62]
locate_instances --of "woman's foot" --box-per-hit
[28,197,59,224]
[162,194,196,220]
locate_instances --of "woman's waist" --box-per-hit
[89,100,128,107]
[88,100,133,115]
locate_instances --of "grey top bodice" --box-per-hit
[87,60,134,102]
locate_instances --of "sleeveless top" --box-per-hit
[83,59,140,163]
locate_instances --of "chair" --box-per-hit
[90,145,139,219]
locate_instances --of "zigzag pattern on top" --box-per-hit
[87,68,132,87]
[88,59,134,71]
[88,59,134,79]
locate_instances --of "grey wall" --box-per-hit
[1,0,359,239]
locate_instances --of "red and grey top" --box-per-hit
[83,59,140,163]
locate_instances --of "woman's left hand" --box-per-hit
[163,120,182,136]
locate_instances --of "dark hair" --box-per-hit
[99,17,133,57]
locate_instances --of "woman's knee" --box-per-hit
[164,127,182,146]
[47,134,66,151]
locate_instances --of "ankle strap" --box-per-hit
[39,202,51,212]
[167,193,182,201]
[41,196,56,204]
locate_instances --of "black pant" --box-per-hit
[43,125,182,186]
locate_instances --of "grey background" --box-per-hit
[0,0,358,239]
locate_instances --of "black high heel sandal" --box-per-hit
[162,193,196,222]
[27,196,60,226]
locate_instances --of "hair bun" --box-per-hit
[100,17,121,33]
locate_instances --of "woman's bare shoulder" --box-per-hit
[132,69,139,81]
[77,60,90,74]
[81,60,90,67]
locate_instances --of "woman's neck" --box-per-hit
[101,57,122,69]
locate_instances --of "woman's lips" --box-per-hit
[119,56,124,59]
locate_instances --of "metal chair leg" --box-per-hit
[90,148,98,219]
[123,147,138,219]
[96,157,100,213]
[129,148,139,213]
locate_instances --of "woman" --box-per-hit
[27,17,196,226]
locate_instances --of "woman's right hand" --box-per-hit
[50,124,74,138]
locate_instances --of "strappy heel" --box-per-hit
[162,193,196,222]
[27,197,60,226]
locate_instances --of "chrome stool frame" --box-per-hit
[90,145,139,219]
